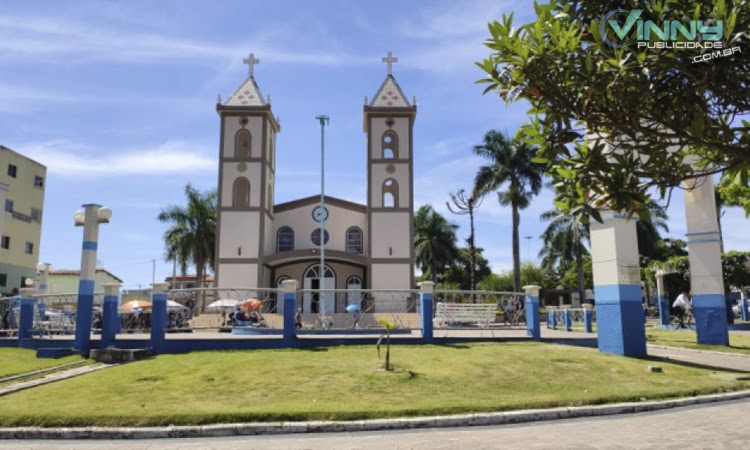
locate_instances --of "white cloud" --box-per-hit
[14,139,215,177]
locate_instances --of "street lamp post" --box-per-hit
[316,115,329,326]
[73,204,112,356]
[524,236,533,263]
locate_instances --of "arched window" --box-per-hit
[311,229,330,246]
[346,227,363,253]
[346,276,363,308]
[383,178,399,208]
[382,131,398,159]
[235,129,252,159]
[233,177,250,208]
[277,227,294,252]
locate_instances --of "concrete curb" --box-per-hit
[647,344,750,360]
[2,389,750,440]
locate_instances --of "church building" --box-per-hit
[214,52,416,313]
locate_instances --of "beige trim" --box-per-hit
[370,258,413,264]
[369,207,411,213]
[218,258,260,264]
[219,206,262,212]
[274,195,366,214]
[264,248,368,268]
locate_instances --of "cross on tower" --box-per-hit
[243,52,260,77]
[381,51,398,75]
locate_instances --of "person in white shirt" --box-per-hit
[672,291,690,328]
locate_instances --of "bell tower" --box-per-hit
[215,53,279,288]
[364,52,416,290]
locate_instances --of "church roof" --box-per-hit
[224,76,266,107]
[275,195,367,214]
[369,75,411,108]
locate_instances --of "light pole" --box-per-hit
[73,204,112,356]
[525,235,533,263]
[316,114,329,325]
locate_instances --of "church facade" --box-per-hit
[214,53,416,313]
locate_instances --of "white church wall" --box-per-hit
[219,211,260,259]
[220,163,261,208]
[218,263,258,288]
[222,116,264,159]
[371,264,412,290]
[370,212,410,258]
[369,117,410,159]
[273,204,366,254]
[370,164,410,208]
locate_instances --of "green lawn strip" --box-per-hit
[0,348,86,379]
[0,342,747,428]
[646,328,750,356]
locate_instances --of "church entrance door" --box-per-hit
[303,265,335,315]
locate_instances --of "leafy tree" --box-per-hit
[474,130,544,293]
[636,202,670,266]
[447,189,483,291]
[442,247,492,290]
[479,263,557,293]
[157,184,217,303]
[718,177,750,217]
[560,256,593,294]
[414,205,459,283]
[539,206,590,302]
[651,238,689,262]
[478,1,750,219]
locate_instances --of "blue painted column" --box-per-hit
[524,285,541,340]
[583,304,593,333]
[590,210,647,357]
[419,281,434,343]
[101,283,120,348]
[73,204,110,356]
[18,289,36,341]
[655,270,672,326]
[563,308,572,331]
[150,282,169,355]
[683,172,729,345]
[282,279,298,346]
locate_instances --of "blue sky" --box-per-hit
[2,0,749,289]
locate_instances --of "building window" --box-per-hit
[31,208,42,223]
[34,175,44,188]
[0,273,6,287]
[277,227,294,252]
[235,129,252,159]
[346,227,363,253]
[1,236,9,249]
[232,177,250,208]
[4,199,13,212]
[25,242,34,254]
[383,178,399,207]
[311,229,330,246]
[7,164,17,178]
[382,131,398,159]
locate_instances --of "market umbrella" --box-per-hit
[207,299,240,310]
[239,298,262,311]
[167,300,187,309]
[119,300,152,313]
[345,304,361,313]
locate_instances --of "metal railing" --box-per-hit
[296,289,420,330]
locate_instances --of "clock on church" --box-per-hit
[312,206,328,222]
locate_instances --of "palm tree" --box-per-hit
[636,201,670,265]
[539,207,590,302]
[157,184,217,307]
[414,205,459,283]
[474,130,544,293]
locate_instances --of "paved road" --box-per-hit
[4,399,750,449]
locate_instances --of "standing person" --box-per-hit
[295,307,303,329]
[672,291,690,328]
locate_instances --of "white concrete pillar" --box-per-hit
[683,173,728,345]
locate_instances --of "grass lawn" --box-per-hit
[0,342,748,427]
[0,348,85,379]
[646,328,750,356]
